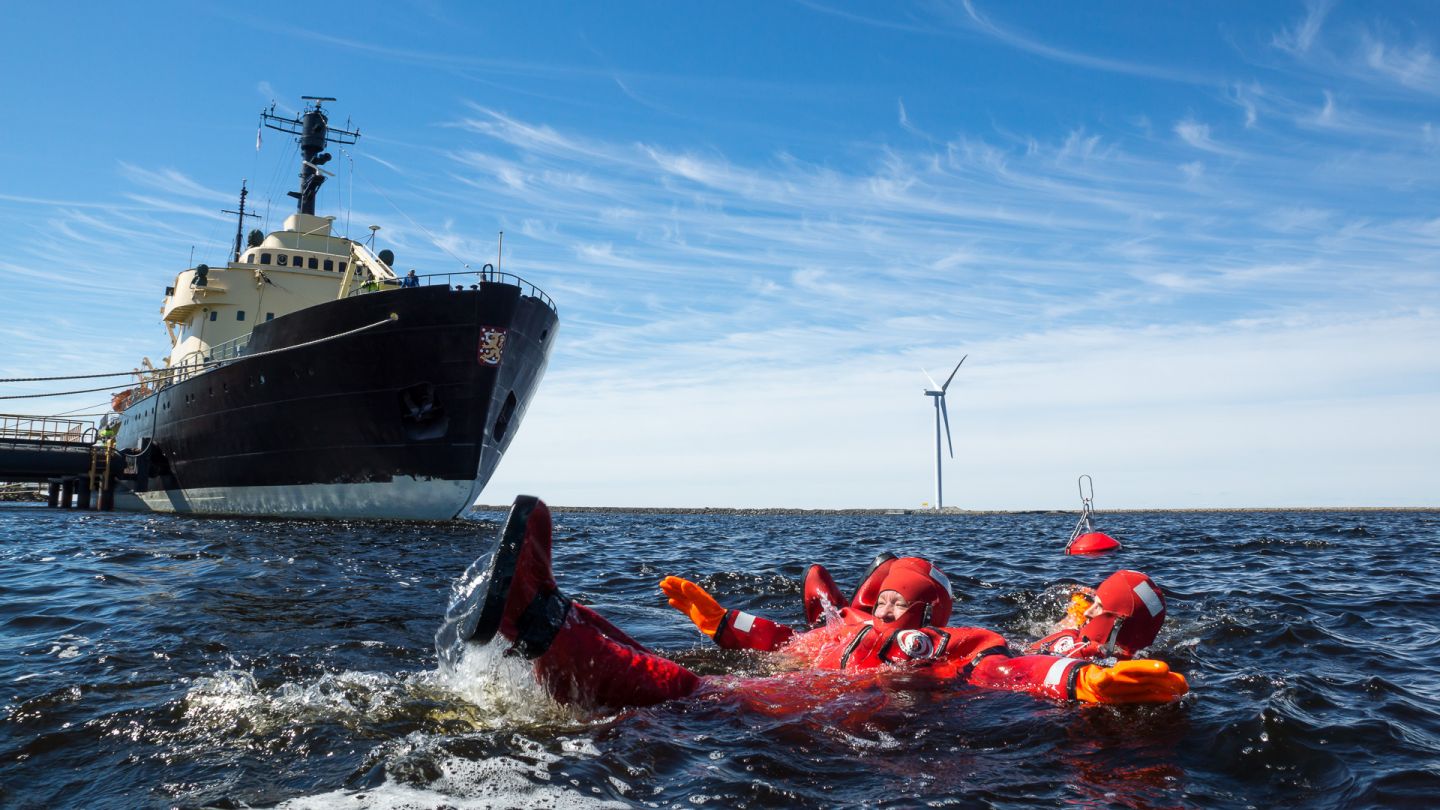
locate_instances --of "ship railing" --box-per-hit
[346,268,556,313]
[0,414,96,448]
[165,333,253,386]
[205,333,253,365]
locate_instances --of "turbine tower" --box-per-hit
[922,356,966,510]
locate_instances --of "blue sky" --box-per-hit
[1,1,1436,509]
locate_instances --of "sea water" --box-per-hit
[1,504,1437,808]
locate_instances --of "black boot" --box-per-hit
[451,495,570,658]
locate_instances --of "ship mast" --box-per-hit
[222,181,259,262]
[259,96,360,215]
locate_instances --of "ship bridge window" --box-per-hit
[338,261,347,273]
[237,310,246,322]
[307,257,318,269]
[260,253,272,265]
[209,311,217,322]
[277,254,288,266]
[293,255,302,266]
[324,259,334,271]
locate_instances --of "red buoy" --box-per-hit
[1067,531,1121,555]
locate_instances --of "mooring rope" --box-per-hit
[0,314,398,400]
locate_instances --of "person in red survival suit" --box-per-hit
[456,496,1187,711]
[659,555,1183,696]
[1024,571,1168,660]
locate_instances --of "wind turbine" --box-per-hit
[922,355,966,510]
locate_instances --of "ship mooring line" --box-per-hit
[0,315,398,399]
[1,370,174,383]
[56,400,113,415]
[0,382,153,400]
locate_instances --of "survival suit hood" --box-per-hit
[1080,570,1166,657]
[852,556,954,627]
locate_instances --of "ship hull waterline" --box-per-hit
[115,478,483,521]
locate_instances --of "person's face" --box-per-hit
[874,589,912,622]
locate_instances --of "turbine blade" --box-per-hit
[940,396,954,457]
[922,367,939,390]
[941,355,967,392]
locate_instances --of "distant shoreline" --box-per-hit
[471,504,1439,516]
[3,490,1430,515]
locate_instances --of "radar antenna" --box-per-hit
[260,97,360,215]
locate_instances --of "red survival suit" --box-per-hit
[1025,570,1167,660]
[677,556,1094,702]
[464,497,1186,711]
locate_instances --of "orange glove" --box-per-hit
[1074,659,1188,704]
[659,576,726,637]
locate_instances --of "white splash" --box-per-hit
[273,753,630,809]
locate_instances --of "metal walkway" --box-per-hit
[0,414,120,509]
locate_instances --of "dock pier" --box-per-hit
[1,415,122,511]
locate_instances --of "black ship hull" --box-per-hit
[112,282,557,520]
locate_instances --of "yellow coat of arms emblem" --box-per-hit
[478,327,507,366]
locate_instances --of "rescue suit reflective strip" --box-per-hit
[715,608,796,651]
